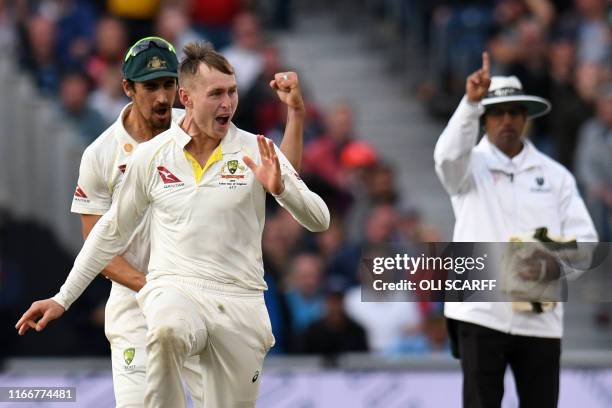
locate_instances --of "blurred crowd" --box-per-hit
[0,0,447,361]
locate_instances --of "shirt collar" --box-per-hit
[170,121,242,154]
[478,135,542,172]
[114,103,140,154]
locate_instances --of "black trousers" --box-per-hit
[455,320,561,408]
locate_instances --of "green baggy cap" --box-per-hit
[122,37,179,82]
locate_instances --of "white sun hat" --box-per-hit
[481,76,552,119]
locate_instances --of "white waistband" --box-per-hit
[150,275,263,298]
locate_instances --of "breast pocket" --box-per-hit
[522,191,561,232]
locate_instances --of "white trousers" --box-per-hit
[136,276,275,408]
[106,284,203,407]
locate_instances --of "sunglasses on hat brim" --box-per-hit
[124,36,176,62]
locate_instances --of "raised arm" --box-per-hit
[270,71,305,171]
[434,52,490,195]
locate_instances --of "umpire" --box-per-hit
[434,51,597,407]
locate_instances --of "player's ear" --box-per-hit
[122,79,134,98]
[179,87,192,109]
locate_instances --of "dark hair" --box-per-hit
[59,69,93,91]
[179,41,234,87]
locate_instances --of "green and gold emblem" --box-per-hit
[147,56,167,69]
[227,160,239,174]
[123,347,135,365]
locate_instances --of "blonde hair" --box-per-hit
[179,41,233,87]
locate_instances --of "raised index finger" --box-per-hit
[482,51,490,77]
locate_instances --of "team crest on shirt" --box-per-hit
[123,347,136,370]
[530,176,551,193]
[228,160,239,174]
[218,159,248,188]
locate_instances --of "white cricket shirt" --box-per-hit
[71,103,185,291]
[54,121,329,309]
[434,96,597,338]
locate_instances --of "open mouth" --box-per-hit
[215,115,230,126]
[153,107,170,117]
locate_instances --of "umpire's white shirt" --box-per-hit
[434,96,597,338]
[54,120,329,309]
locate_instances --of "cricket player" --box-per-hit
[435,52,597,407]
[18,36,308,407]
[17,41,328,407]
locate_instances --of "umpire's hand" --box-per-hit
[466,52,491,103]
[517,250,561,282]
[15,298,65,335]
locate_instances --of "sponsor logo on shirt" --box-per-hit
[157,166,184,188]
[73,185,89,202]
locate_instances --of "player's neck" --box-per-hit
[181,112,219,160]
[123,104,157,143]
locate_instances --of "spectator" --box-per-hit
[397,205,441,244]
[303,101,356,188]
[344,159,399,243]
[155,3,205,61]
[86,16,127,87]
[58,71,107,144]
[106,0,160,44]
[575,83,612,241]
[89,64,129,125]
[53,0,97,68]
[546,34,590,168]
[262,210,302,353]
[389,308,450,354]
[188,0,241,49]
[299,276,368,356]
[284,252,326,334]
[506,19,552,151]
[22,15,59,95]
[488,0,555,70]
[343,256,422,353]
[330,204,423,354]
[328,203,401,287]
[558,0,610,64]
[314,217,345,263]
[222,11,264,97]
[233,44,285,136]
